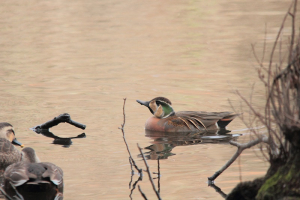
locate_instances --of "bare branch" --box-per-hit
[208,135,269,181]
[137,143,162,200]
[138,185,148,200]
[119,98,142,174]
[208,183,227,199]
[0,187,13,200]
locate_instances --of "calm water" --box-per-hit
[0,0,294,199]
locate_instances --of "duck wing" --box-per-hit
[0,138,21,170]
[41,162,64,188]
[175,111,239,129]
[4,162,29,187]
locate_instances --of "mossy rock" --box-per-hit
[256,153,300,200]
[226,177,265,200]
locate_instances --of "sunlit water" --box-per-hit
[0,0,295,199]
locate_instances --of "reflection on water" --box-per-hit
[141,129,241,160]
[209,183,227,199]
[131,128,241,199]
[30,113,86,147]
[33,129,86,148]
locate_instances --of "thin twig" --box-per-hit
[153,158,161,193]
[238,154,242,183]
[157,158,161,193]
[137,143,162,200]
[119,98,145,199]
[208,183,227,198]
[9,182,23,200]
[130,176,143,200]
[138,185,148,200]
[0,187,13,200]
[128,157,134,189]
[119,98,142,173]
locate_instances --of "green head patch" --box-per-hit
[157,100,174,118]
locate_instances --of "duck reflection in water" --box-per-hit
[140,129,241,160]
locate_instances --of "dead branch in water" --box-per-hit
[153,158,161,194]
[226,1,300,198]
[119,98,162,199]
[129,176,143,199]
[31,113,86,131]
[138,185,148,200]
[137,143,162,200]
[208,135,269,181]
[0,187,13,200]
[118,98,144,199]
[208,183,227,199]
[119,98,143,175]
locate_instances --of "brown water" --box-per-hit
[0,0,295,199]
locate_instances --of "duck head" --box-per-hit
[0,122,23,147]
[137,97,175,118]
[21,147,40,163]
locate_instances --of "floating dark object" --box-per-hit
[31,113,86,132]
[30,113,86,147]
[36,129,86,148]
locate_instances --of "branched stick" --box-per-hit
[137,143,162,200]
[153,158,161,193]
[119,98,142,174]
[157,159,161,193]
[129,157,134,189]
[0,187,13,200]
[31,113,86,131]
[130,176,142,199]
[208,135,269,181]
[138,185,148,200]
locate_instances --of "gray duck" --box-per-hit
[0,122,63,200]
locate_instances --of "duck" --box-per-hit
[0,122,25,171]
[0,139,40,171]
[0,122,23,147]
[0,122,64,200]
[2,161,64,200]
[136,97,239,132]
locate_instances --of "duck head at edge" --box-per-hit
[0,122,23,147]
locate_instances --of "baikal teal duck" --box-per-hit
[137,97,239,132]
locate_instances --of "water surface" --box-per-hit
[0,0,294,199]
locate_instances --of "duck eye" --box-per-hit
[7,129,15,135]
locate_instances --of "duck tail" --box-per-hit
[217,113,240,129]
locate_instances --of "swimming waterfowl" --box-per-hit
[136,97,239,132]
[3,161,64,200]
[0,122,25,171]
[0,122,64,199]
[0,139,40,171]
[0,122,23,147]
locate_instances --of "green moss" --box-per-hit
[256,154,300,199]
